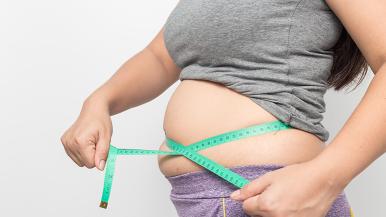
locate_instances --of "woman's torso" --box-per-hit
[157,0,342,177]
[157,80,325,177]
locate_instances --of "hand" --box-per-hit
[61,99,113,170]
[230,159,346,217]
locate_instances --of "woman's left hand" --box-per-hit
[230,159,347,217]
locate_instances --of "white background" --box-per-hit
[1,0,385,216]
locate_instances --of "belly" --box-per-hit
[157,80,325,177]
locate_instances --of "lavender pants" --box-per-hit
[165,164,354,217]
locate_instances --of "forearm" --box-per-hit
[84,47,179,116]
[313,63,386,188]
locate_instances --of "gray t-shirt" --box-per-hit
[163,0,344,142]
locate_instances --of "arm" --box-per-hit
[230,1,386,215]
[315,63,386,188]
[84,27,182,116]
[314,0,386,189]
[232,66,386,215]
[60,26,182,170]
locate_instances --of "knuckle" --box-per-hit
[64,141,75,151]
[84,161,94,169]
[83,152,95,169]
[61,136,71,148]
[74,134,89,146]
[259,196,276,211]
[97,151,108,160]
[61,129,72,144]
[241,200,249,212]
[241,199,254,215]
[98,146,109,156]
[68,154,83,167]
[63,147,71,156]
[241,184,252,194]
[60,135,66,145]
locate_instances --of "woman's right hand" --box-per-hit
[61,99,113,171]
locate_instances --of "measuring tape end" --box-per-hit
[99,201,108,209]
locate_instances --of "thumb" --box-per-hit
[231,173,272,201]
[94,129,111,171]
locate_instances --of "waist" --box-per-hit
[158,79,325,177]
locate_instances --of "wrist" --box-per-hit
[83,93,112,116]
[310,147,353,190]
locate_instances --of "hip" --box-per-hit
[165,164,353,217]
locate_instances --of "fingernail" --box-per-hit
[230,190,241,200]
[99,160,106,171]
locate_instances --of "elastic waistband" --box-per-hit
[165,164,285,198]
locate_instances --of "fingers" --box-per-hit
[233,174,278,217]
[231,173,272,201]
[61,134,84,167]
[61,129,97,169]
[94,129,111,171]
[61,108,113,170]
[74,135,97,169]
[242,194,270,217]
[63,143,84,167]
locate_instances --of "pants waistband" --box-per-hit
[165,163,285,198]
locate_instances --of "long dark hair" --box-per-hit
[327,27,369,92]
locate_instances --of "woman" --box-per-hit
[61,0,386,216]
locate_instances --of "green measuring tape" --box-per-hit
[99,120,292,209]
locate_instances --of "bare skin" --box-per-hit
[158,79,324,177]
[61,0,386,215]
[60,26,324,176]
